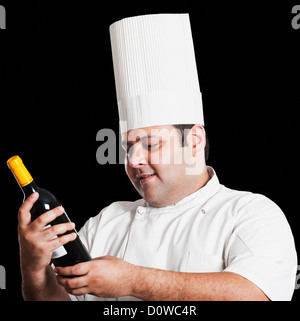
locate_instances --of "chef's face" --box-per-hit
[122,125,203,207]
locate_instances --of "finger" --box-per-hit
[56,274,88,290]
[43,222,75,240]
[49,232,77,252]
[18,192,39,227]
[65,286,89,296]
[33,206,65,230]
[55,261,90,277]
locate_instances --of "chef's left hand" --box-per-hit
[55,256,137,298]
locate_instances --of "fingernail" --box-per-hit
[32,192,39,199]
[59,206,64,212]
[71,222,75,228]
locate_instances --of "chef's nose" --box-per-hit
[128,144,148,168]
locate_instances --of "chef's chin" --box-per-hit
[140,188,171,208]
[134,184,163,208]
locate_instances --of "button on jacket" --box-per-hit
[71,167,297,301]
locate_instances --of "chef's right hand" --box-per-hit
[17,192,77,272]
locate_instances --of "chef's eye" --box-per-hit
[146,143,159,151]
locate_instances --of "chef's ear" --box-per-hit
[187,124,206,158]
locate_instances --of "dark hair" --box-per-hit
[172,124,209,161]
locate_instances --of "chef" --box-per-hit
[18,14,297,301]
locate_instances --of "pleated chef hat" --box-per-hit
[109,14,204,134]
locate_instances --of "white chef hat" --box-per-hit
[109,13,204,134]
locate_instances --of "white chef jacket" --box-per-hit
[70,167,297,301]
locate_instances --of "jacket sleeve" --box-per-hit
[224,194,297,301]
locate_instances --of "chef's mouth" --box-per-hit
[138,173,156,184]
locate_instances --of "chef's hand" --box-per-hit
[55,256,137,298]
[18,192,77,273]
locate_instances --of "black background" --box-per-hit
[0,0,299,305]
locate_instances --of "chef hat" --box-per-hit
[109,13,204,134]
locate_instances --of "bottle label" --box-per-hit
[44,224,68,259]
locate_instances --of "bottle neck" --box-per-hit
[22,181,39,199]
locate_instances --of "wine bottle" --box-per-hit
[7,155,92,267]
